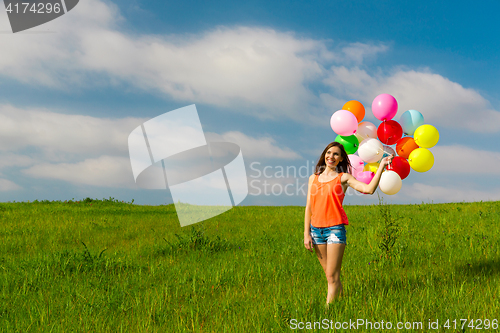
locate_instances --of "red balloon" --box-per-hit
[377,120,403,145]
[396,137,419,159]
[387,156,411,179]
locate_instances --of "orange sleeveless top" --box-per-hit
[310,173,349,227]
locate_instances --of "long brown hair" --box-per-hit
[314,142,352,175]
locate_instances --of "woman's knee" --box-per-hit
[326,274,341,285]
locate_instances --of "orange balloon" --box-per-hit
[342,100,365,123]
[396,137,419,159]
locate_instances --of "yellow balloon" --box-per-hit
[363,162,380,173]
[414,124,439,148]
[408,148,434,172]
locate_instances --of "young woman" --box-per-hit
[304,141,393,305]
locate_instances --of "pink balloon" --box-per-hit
[348,154,364,178]
[357,171,375,184]
[372,94,398,121]
[330,110,358,136]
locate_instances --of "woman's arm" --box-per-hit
[304,174,315,252]
[344,155,394,195]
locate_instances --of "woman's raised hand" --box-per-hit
[380,154,394,168]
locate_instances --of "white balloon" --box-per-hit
[358,138,383,163]
[356,122,377,141]
[379,171,402,195]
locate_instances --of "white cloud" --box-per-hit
[323,67,500,132]
[402,183,500,203]
[341,42,389,64]
[432,145,500,175]
[19,133,300,188]
[0,153,35,169]
[0,0,328,121]
[206,131,301,160]
[0,104,145,157]
[0,179,22,191]
[0,103,299,162]
[0,0,122,86]
[21,155,135,188]
[0,0,392,124]
[1,0,498,133]
[0,103,300,188]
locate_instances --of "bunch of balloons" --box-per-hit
[330,94,439,195]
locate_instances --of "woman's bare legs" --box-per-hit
[314,243,346,304]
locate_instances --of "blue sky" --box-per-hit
[0,0,499,206]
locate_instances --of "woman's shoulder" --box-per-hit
[309,174,317,182]
[340,172,353,183]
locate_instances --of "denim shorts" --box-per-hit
[310,224,347,245]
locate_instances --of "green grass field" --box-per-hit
[0,198,499,332]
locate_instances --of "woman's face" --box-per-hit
[325,146,343,169]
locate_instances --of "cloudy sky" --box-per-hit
[0,0,499,206]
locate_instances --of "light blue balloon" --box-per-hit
[400,110,424,135]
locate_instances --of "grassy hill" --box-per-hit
[1,199,499,331]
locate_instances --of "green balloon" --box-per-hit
[335,135,359,154]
